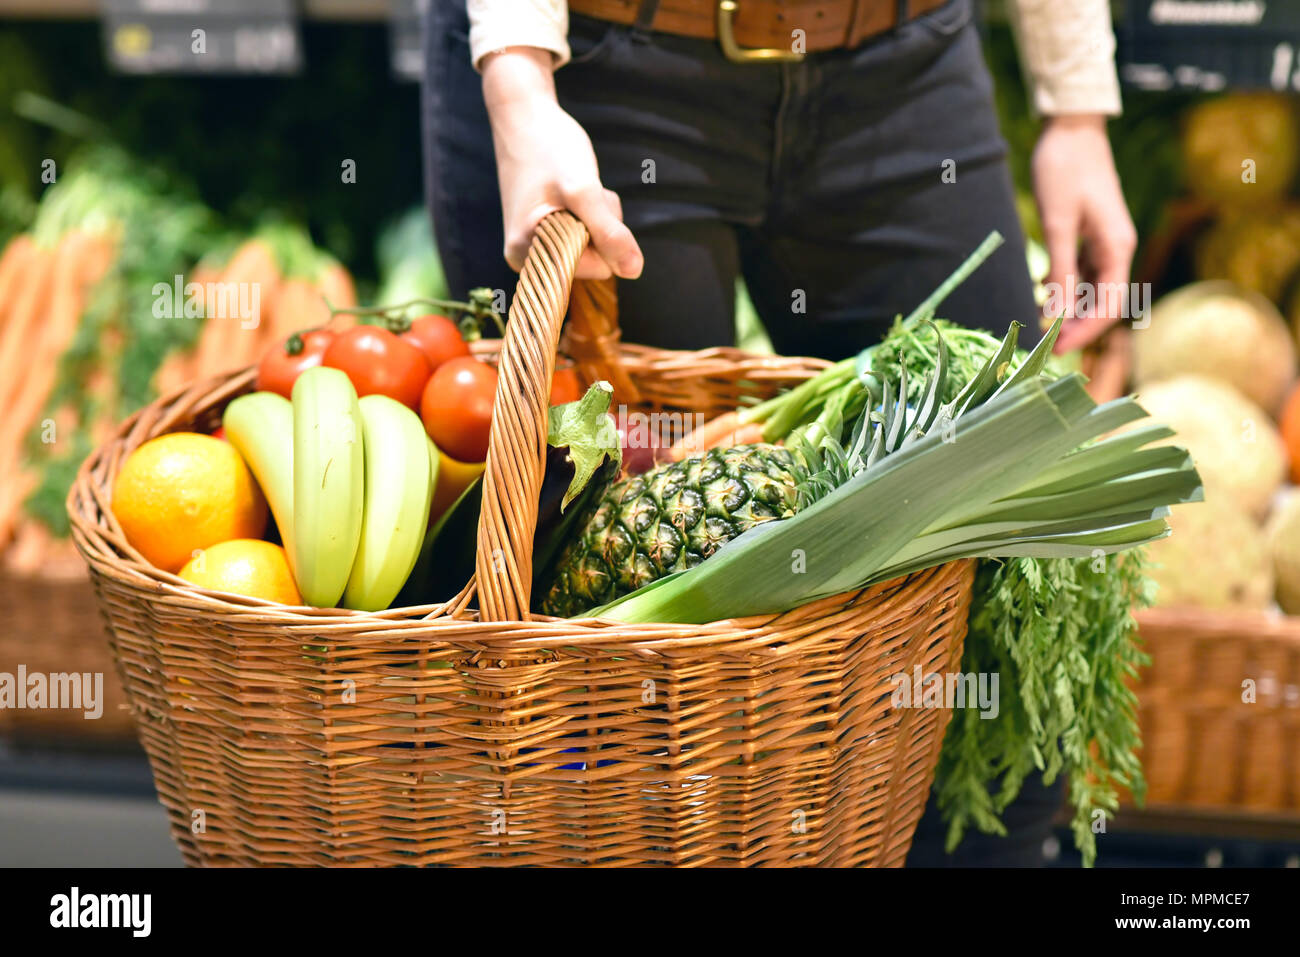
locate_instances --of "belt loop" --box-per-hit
[896,0,910,27]
[632,0,661,35]
[846,0,868,46]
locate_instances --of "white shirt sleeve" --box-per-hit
[1006,0,1123,116]
[468,0,571,70]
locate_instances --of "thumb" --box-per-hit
[566,184,643,279]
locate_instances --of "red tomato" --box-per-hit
[421,357,498,463]
[255,328,336,400]
[403,314,471,373]
[323,325,431,408]
[550,364,583,405]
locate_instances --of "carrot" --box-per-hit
[269,277,330,343]
[667,411,767,460]
[0,231,107,500]
[0,470,36,550]
[192,239,280,378]
[42,535,88,581]
[315,260,356,311]
[0,239,57,414]
[0,240,62,530]
[4,517,82,579]
[85,361,121,448]
[0,234,35,331]
[5,517,50,576]
[0,232,113,548]
[152,262,221,396]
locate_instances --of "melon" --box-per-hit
[1135,282,1296,416]
[1194,209,1300,305]
[1148,500,1272,610]
[1183,93,1298,206]
[1131,375,1286,519]
[1266,493,1300,614]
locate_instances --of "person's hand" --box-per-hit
[1031,114,1137,354]
[481,47,643,280]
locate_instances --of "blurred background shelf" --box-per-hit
[0,745,180,866]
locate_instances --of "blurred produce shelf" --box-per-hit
[1045,806,1300,868]
[1115,804,1300,845]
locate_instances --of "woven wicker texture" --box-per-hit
[1134,607,1300,813]
[0,573,136,740]
[69,211,975,866]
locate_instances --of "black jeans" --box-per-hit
[422,0,1058,863]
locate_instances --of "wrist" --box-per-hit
[482,47,558,114]
[1041,113,1108,134]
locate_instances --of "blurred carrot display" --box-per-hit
[0,148,217,554]
[0,143,357,576]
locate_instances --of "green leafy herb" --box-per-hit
[867,312,1160,867]
[935,551,1153,867]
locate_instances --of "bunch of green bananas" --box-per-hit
[223,367,437,611]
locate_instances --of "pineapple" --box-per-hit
[540,444,802,617]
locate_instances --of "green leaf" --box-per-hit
[546,381,622,511]
[952,321,1021,415]
[991,314,1064,399]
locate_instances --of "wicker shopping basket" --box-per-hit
[1133,607,1300,813]
[68,212,975,866]
[0,569,136,742]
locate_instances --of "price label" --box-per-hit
[1121,0,1300,92]
[389,0,429,83]
[101,0,302,75]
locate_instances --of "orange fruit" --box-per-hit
[1282,384,1300,483]
[179,539,301,604]
[430,448,486,524]
[112,432,267,572]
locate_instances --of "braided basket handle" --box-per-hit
[475,211,589,622]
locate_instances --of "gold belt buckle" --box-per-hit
[717,0,806,63]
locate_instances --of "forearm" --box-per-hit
[483,46,558,116]
[1007,0,1121,117]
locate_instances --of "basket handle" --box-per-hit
[564,277,642,406]
[474,210,589,622]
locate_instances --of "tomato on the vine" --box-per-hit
[323,326,431,408]
[256,328,336,400]
[402,314,471,373]
[421,356,498,463]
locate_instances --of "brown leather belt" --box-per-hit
[567,0,952,61]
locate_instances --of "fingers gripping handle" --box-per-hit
[474,211,589,622]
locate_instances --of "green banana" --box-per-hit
[222,391,295,571]
[292,366,365,607]
[342,395,434,611]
